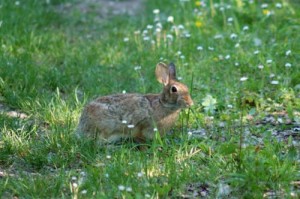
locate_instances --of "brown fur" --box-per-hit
[76,62,193,144]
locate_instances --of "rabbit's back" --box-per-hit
[77,94,156,143]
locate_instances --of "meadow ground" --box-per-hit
[0,0,299,198]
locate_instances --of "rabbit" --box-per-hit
[76,62,194,144]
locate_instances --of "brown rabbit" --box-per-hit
[77,62,193,144]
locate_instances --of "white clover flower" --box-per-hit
[188,131,193,136]
[219,7,224,12]
[276,3,282,8]
[156,22,162,28]
[166,34,173,40]
[153,9,160,14]
[266,59,272,64]
[258,64,264,69]
[240,77,248,82]
[105,173,109,178]
[106,155,111,159]
[127,124,135,128]
[145,194,151,198]
[151,40,155,45]
[197,46,203,51]
[153,128,158,132]
[134,66,141,70]
[72,182,78,188]
[225,55,230,60]
[122,120,127,124]
[269,73,275,78]
[122,90,126,94]
[285,63,292,67]
[137,172,144,177]
[208,46,214,51]
[178,24,184,29]
[167,16,174,23]
[214,34,223,39]
[15,1,20,6]
[146,25,153,29]
[235,43,240,48]
[227,17,233,23]
[261,3,268,8]
[230,33,237,39]
[242,25,249,31]
[226,5,232,9]
[254,50,260,55]
[126,187,132,192]
[118,185,126,191]
[71,176,77,181]
[123,37,129,42]
[271,80,279,85]
[235,62,239,66]
[81,190,87,194]
[285,50,291,56]
[143,36,150,41]
[227,104,233,109]
[254,38,262,46]
[155,28,161,33]
[142,30,148,35]
[185,33,191,38]
[177,51,182,55]
[180,55,185,59]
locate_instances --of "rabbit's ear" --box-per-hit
[156,62,169,85]
[168,63,177,80]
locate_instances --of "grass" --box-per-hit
[0,0,299,198]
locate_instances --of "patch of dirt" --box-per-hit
[57,0,144,18]
[0,103,28,119]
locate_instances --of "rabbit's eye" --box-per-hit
[171,86,178,93]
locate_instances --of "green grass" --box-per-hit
[0,0,299,198]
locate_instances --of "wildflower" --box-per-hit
[167,16,174,23]
[240,77,248,82]
[137,172,144,177]
[254,50,260,55]
[276,3,282,8]
[266,59,272,64]
[81,190,87,194]
[271,80,279,85]
[122,120,127,124]
[143,36,150,41]
[145,194,151,198]
[225,55,230,60]
[227,104,233,109]
[153,9,160,14]
[15,1,20,6]
[105,173,109,178]
[122,90,126,94]
[285,63,292,67]
[134,30,140,35]
[123,37,129,42]
[227,17,233,23]
[134,66,141,70]
[177,76,183,80]
[153,128,158,132]
[214,34,223,39]
[208,46,214,51]
[188,131,193,136]
[286,50,291,56]
[72,182,78,188]
[146,25,153,29]
[155,28,161,33]
[235,62,239,66]
[197,46,203,51]
[126,187,132,192]
[258,64,264,69]
[195,1,201,6]
[178,24,184,29]
[262,9,271,16]
[269,73,275,78]
[261,3,268,9]
[71,176,77,181]
[166,34,173,40]
[118,185,126,191]
[235,43,240,48]
[254,38,262,46]
[156,22,162,28]
[127,124,135,128]
[242,26,249,31]
[177,51,182,55]
[219,7,224,12]
[180,55,185,59]
[106,155,111,159]
[184,33,191,38]
[195,20,203,27]
[230,33,237,39]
